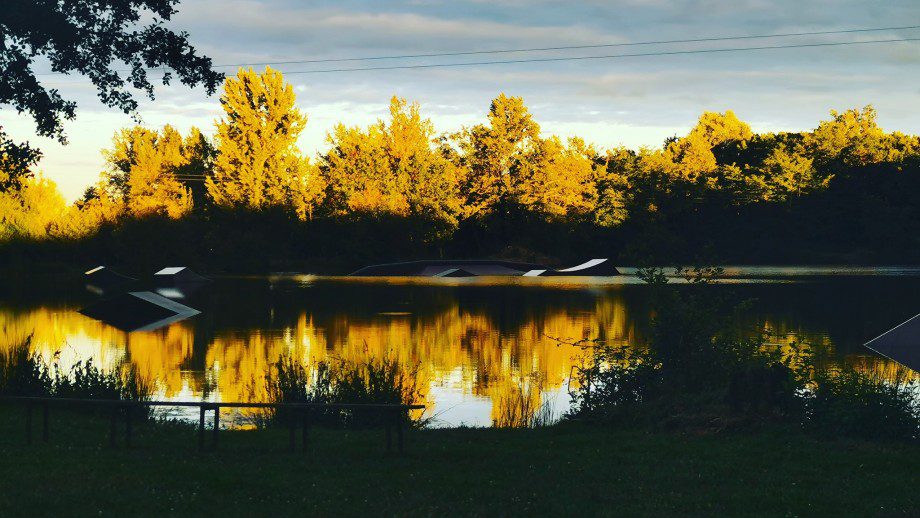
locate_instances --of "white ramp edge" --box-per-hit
[129,291,200,318]
[556,259,608,273]
[127,291,200,332]
[154,267,187,276]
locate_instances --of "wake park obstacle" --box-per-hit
[79,291,200,332]
[153,267,211,285]
[350,259,620,278]
[864,313,920,373]
[84,266,136,295]
[523,259,620,277]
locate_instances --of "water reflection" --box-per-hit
[2,276,917,426]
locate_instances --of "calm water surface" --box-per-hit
[3,268,918,426]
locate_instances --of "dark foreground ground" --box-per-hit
[0,409,916,516]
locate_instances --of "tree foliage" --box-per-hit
[458,94,542,217]
[0,0,222,184]
[206,67,324,220]
[321,96,463,225]
[454,93,598,221]
[103,125,197,218]
[5,69,920,269]
[0,127,41,192]
[0,175,67,240]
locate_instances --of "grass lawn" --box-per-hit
[0,408,916,516]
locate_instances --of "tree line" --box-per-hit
[3,66,920,270]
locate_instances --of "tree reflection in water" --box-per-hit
[1,276,916,426]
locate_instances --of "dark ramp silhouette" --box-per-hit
[79,291,200,332]
[84,266,136,295]
[864,313,920,372]
[433,268,477,278]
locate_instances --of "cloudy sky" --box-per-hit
[3,0,919,201]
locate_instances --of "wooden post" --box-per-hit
[41,402,49,443]
[212,406,219,450]
[396,408,404,454]
[585,371,592,413]
[301,409,308,455]
[198,406,206,452]
[109,406,118,447]
[385,419,392,453]
[26,403,33,445]
[125,405,133,448]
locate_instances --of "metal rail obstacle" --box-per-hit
[1,397,425,453]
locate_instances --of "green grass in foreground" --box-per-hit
[0,408,916,516]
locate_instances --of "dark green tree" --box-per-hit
[0,0,223,189]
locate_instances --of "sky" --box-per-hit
[3,0,919,201]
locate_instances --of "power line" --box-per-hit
[275,37,920,75]
[206,24,920,67]
[34,24,920,77]
[33,36,920,86]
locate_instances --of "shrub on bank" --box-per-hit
[264,355,423,428]
[565,269,919,442]
[803,366,919,441]
[0,338,152,416]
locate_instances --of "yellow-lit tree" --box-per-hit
[642,110,753,185]
[207,67,324,220]
[458,94,542,217]
[456,94,599,220]
[594,147,635,226]
[174,127,216,209]
[758,145,822,200]
[62,182,126,237]
[804,106,920,168]
[103,125,195,218]
[321,96,463,224]
[322,121,394,215]
[0,175,68,241]
[515,136,598,218]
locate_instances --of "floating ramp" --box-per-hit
[351,259,620,277]
[350,260,547,277]
[433,268,477,278]
[84,266,136,295]
[79,291,200,332]
[153,267,211,285]
[525,259,620,277]
[864,313,920,373]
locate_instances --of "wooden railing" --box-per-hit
[0,397,425,453]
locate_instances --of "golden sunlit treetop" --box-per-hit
[322,96,463,225]
[206,67,325,220]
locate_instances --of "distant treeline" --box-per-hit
[2,66,920,273]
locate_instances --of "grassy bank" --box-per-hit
[0,408,916,516]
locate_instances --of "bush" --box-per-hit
[803,366,919,442]
[264,355,424,428]
[492,374,555,429]
[566,268,920,442]
[0,338,152,416]
[0,339,52,397]
[52,359,150,404]
[566,345,663,424]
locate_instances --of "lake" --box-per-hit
[2,268,919,427]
